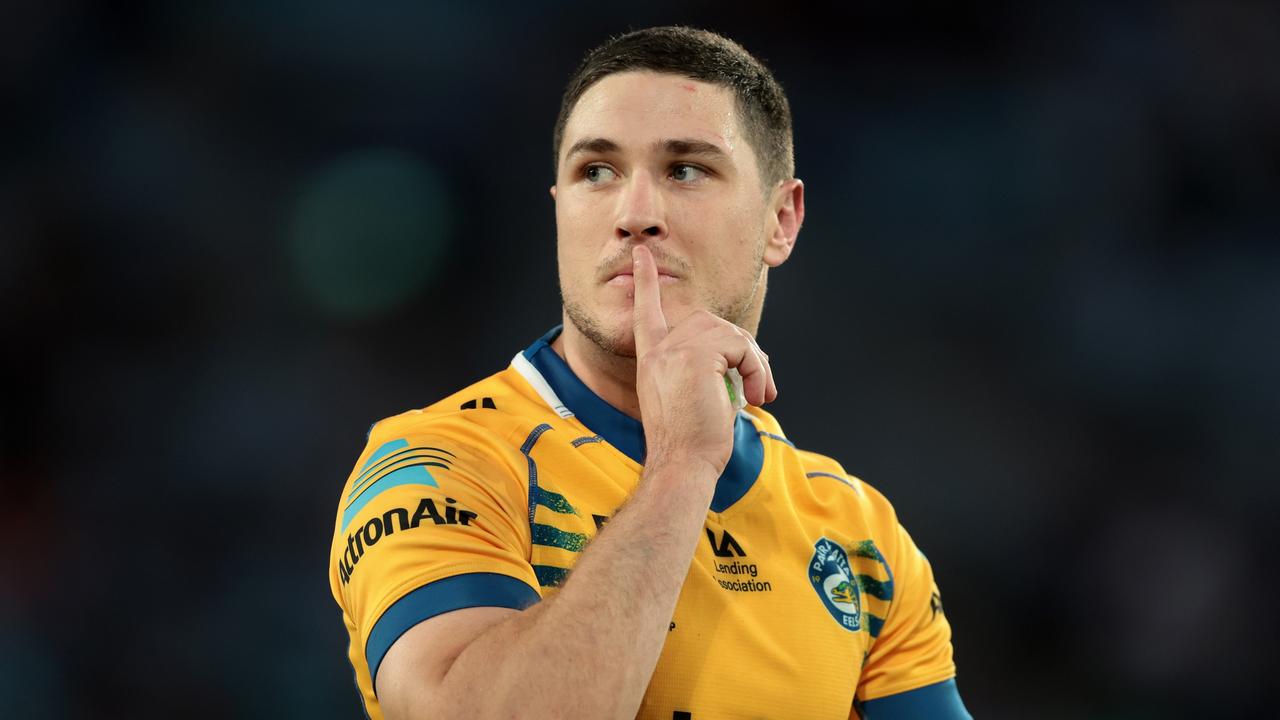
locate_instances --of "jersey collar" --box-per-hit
[515,326,763,513]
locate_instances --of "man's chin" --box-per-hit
[563,303,638,359]
[589,325,639,360]
[610,334,639,359]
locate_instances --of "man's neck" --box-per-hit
[550,320,643,421]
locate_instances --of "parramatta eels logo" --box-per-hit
[808,537,895,635]
[809,537,862,631]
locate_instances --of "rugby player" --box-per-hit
[329,26,972,719]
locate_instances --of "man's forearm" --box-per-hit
[430,455,719,719]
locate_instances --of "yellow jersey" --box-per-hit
[329,327,966,719]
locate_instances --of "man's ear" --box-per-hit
[549,185,557,200]
[763,178,804,268]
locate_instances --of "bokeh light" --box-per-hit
[288,148,453,319]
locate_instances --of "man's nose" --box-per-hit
[615,172,667,241]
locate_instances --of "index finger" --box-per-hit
[631,245,668,357]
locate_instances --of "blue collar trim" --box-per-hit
[522,326,763,512]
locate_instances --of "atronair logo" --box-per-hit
[808,537,862,631]
[338,497,478,585]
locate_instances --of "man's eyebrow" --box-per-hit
[564,137,620,160]
[563,137,731,162]
[659,138,730,160]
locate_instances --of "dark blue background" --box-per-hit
[3,2,1277,718]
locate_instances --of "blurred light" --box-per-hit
[288,148,453,319]
[0,628,66,718]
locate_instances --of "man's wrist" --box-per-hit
[640,452,723,490]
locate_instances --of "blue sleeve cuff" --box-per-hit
[366,572,540,693]
[857,678,972,720]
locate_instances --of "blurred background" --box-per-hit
[3,1,1277,718]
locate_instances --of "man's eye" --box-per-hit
[584,165,617,184]
[671,164,708,183]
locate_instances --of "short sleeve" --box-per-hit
[328,425,541,691]
[855,520,957,702]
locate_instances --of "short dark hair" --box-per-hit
[553,26,795,188]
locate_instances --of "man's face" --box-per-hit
[553,71,780,358]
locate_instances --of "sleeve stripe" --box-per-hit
[346,457,452,506]
[366,572,540,695]
[756,430,794,447]
[349,447,456,499]
[805,471,862,495]
[361,438,410,472]
[340,463,445,533]
[856,678,971,719]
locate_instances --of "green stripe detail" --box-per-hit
[868,613,886,638]
[533,565,570,588]
[851,539,882,560]
[531,523,588,552]
[531,486,578,515]
[856,574,894,601]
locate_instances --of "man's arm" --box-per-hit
[377,453,720,720]
[376,245,776,720]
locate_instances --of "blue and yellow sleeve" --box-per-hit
[329,421,541,697]
[853,502,970,718]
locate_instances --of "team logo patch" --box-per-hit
[809,537,863,631]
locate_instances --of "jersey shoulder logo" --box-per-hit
[808,537,862,631]
[342,438,455,533]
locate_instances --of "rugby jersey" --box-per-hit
[329,326,965,719]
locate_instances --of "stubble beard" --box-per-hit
[563,293,635,358]
[561,247,766,361]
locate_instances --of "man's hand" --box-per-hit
[378,246,777,720]
[631,245,777,474]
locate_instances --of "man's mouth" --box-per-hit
[605,272,680,288]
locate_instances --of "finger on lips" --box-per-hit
[631,245,668,357]
[630,247,776,406]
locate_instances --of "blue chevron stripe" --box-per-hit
[341,462,441,532]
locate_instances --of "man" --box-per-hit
[329,26,971,720]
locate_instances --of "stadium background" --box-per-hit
[3,2,1277,718]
